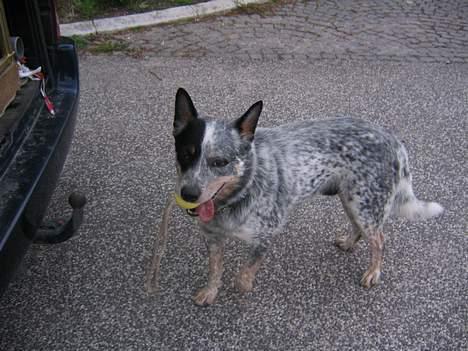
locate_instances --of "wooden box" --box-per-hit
[0,1,20,117]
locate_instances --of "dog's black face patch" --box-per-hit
[175,119,206,172]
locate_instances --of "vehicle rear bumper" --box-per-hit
[0,37,79,295]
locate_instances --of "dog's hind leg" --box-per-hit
[335,190,385,287]
[335,193,363,251]
[360,228,384,288]
[193,239,225,306]
[235,245,267,293]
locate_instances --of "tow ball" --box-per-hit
[34,192,87,244]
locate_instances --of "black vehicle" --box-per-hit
[0,0,84,295]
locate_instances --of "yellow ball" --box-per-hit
[174,193,199,209]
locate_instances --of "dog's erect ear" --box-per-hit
[174,88,198,136]
[234,101,263,141]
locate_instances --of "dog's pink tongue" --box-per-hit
[196,199,215,223]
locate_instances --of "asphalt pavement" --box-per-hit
[0,1,467,350]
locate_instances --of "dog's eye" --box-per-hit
[181,145,195,162]
[209,158,229,168]
[179,151,191,163]
[182,152,191,161]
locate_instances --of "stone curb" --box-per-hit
[60,0,268,36]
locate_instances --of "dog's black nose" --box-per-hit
[180,185,201,203]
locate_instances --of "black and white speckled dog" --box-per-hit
[172,88,443,306]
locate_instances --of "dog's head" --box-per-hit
[173,88,262,223]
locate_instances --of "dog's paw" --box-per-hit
[334,235,356,252]
[193,286,218,306]
[235,271,255,293]
[360,268,381,288]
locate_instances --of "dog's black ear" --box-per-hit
[174,88,198,136]
[234,101,262,141]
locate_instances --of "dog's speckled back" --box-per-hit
[197,118,406,243]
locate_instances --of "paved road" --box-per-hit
[117,0,468,63]
[1,1,467,350]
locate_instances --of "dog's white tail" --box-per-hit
[394,179,444,221]
[397,198,444,221]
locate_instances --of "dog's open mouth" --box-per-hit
[186,183,225,223]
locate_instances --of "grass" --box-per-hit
[72,33,144,57]
[89,40,129,54]
[71,35,90,49]
[232,0,288,16]
[75,0,97,18]
[173,0,194,5]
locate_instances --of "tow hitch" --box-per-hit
[34,192,87,244]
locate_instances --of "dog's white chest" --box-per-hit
[200,217,257,244]
[229,227,256,243]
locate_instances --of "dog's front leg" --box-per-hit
[235,245,267,293]
[193,239,225,306]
